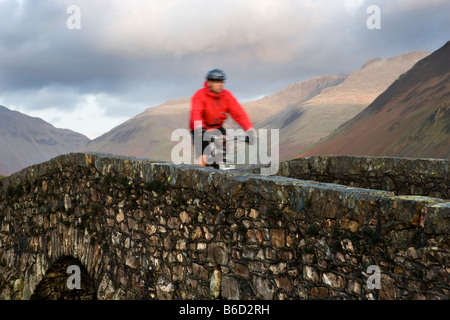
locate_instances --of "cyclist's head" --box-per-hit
[206,69,225,93]
[206,69,226,82]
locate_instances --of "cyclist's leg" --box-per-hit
[203,127,225,167]
[191,129,208,166]
[218,127,227,163]
[218,127,226,136]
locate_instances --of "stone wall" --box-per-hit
[278,156,450,199]
[0,153,449,300]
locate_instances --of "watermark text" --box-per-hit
[66,264,81,289]
[66,5,81,30]
[366,5,381,30]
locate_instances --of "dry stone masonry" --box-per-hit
[278,155,450,199]
[0,153,449,300]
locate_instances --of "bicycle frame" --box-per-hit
[204,134,249,170]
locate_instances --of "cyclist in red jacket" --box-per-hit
[190,69,255,166]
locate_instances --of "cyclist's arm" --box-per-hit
[190,92,205,130]
[227,93,253,131]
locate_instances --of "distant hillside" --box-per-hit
[245,74,348,126]
[78,98,190,160]
[297,41,450,160]
[79,50,429,163]
[0,105,90,175]
[262,51,430,159]
[78,74,347,161]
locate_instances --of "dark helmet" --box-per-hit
[206,69,226,81]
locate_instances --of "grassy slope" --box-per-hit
[292,42,450,160]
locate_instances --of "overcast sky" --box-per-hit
[0,0,449,139]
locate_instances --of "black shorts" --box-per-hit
[191,127,226,159]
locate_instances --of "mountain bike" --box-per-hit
[204,133,250,170]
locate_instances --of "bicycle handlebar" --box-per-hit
[209,135,250,143]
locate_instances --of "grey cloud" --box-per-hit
[0,0,449,137]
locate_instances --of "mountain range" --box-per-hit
[297,41,450,159]
[0,106,90,176]
[77,74,348,160]
[79,50,429,162]
[2,41,449,176]
[259,51,430,159]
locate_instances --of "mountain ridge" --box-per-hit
[0,105,90,176]
[260,50,430,159]
[79,50,430,162]
[296,41,450,160]
[1,47,440,175]
[78,73,349,160]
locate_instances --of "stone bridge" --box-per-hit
[0,153,449,300]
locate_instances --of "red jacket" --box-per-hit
[189,82,253,131]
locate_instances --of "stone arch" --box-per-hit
[30,255,96,300]
[16,224,109,300]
